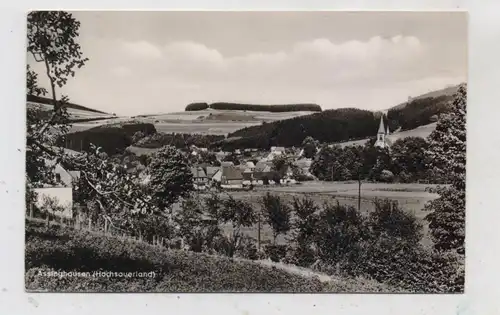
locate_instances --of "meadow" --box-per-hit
[67,109,316,134]
[202,181,439,248]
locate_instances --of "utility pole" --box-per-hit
[257,211,261,251]
[358,179,361,211]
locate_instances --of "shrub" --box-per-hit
[236,236,258,260]
[346,236,464,292]
[264,244,289,262]
[368,199,423,244]
[314,201,368,264]
[379,170,394,183]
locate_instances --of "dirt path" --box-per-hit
[235,257,336,283]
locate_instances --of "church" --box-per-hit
[374,115,392,149]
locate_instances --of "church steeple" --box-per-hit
[377,115,385,134]
[375,115,388,148]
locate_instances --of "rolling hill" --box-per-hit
[211,84,462,150]
[27,94,109,115]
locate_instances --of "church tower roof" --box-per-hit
[377,115,385,134]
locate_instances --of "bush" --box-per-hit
[346,236,464,292]
[314,202,368,264]
[368,199,423,244]
[379,170,394,183]
[236,236,258,260]
[264,244,289,262]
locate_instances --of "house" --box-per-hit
[265,146,286,161]
[191,167,208,189]
[205,166,220,179]
[221,166,243,186]
[206,166,222,184]
[32,156,81,219]
[221,161,235,167]
[211,169,222,183]
[245,161,256,170]
[253,164,274,181]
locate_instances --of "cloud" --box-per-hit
[121,40,162,59]
[113,35,443,89]
[29,34,465,115]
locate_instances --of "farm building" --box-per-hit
[221,166,243,186]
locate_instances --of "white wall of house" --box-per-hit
[33,187,73,218]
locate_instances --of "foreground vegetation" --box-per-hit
[25,220,395,292]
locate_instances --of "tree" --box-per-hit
[391,137,430,182]
[174,196,206,252]
[290,196,319,266]
[27,11,88,138]
[271,154,292,182]
[26,11,88,187]
[424,84,466,255]
[314,201,368,264]
[131,131,146,144]
[223,152,240,165]
[310,144,344,181]
[220,196,257,257]
[147,146,194,210]
[302,136,318,159]
[71,145,155,226]
[261,193,291,244]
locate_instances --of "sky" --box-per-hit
[27,11,468,116]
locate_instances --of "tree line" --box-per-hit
[310,136,440,184]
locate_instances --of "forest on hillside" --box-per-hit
[213,108,380,150]
[387,95,453,131]
[212,95,455,150]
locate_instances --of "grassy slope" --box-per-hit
[25,220,395,293]
[387,85,460,111]
[27,94,109,114]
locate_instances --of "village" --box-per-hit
[22,11,466,295]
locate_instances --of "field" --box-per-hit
[28,102,114,121]
[204,181,439,248]
[66,109,316,134]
